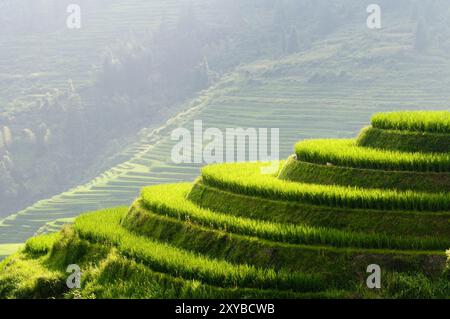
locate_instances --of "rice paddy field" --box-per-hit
[2,6,450,258]
[1,7,450,297]
[2,37,450,259]
[1,109,449,298]
[371,111,450,133]
[295,139,450,172]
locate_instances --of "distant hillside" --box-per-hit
[0,0,221,217]
[0,0,212,112]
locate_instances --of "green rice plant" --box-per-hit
[124,200,447,278]
[371,111,450,133]
[356,126,450,154]
[80,250,345,299]
[140,183,449,250]
[0,254,66,298]
[278,156,450,193]
[74,208,324,292]
[201,162,450,212]
[295,139,450,172]
[24,233,62,255]
[188,182,450,238]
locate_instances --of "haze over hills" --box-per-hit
[2,0,450,259]
[0,0,213,111]
[0,0,213,216]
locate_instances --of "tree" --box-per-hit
[0,161,11,197]
[316,2,338,36]
[23,128,36,144]
[410,3,419,22]
[44,129,52,146]
[100,52,119,91]
[177,2,197,35]
[286,27,300,54]
[281,29,287,53]
[2,126,12,147]
[0,131,3,151]
[68,79,76,97]
[273,0,287,29]
[2,152,14,171]
[414,19,428,52]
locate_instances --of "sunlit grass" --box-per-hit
[74,208,323,292]
[25,233,62,255]
[296,139,450,172]
[140,183,449,250]
[372,111,450,133]
[201,162,450,212]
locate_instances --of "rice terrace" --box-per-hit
[0,111,449,298]
[0,0,450,306]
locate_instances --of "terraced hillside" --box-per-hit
[3,32,450,259]
[1,111,449,298]
[0,0,211,112]
[3,7,450,258]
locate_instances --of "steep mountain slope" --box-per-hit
[0,111,449,298]
[2,20,450,259]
